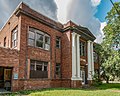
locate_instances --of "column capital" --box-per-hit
[87,40,92,43]
[91,42,94,45]
[72,32,77,35]
[76,34,81,37]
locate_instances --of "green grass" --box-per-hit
[5,83,120,96]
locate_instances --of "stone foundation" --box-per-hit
[11,79,72,92]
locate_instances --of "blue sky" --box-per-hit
[95,0,120,22]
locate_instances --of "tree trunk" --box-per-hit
[106,76,109,83]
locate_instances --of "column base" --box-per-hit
[71,80,82,88]
[87,77,92,81]
[71,77,82,80]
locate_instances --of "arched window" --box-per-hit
[28,27,50,50]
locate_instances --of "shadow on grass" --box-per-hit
[96,83,120,90]
[6,83,120,96]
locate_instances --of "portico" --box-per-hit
[71,31,95,85]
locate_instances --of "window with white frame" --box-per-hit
[28,27,50,50]
[30,60,48,78]
[28,29,35,46]
[80,41,86,56]
[55,63,61,78]
[11,26,18,48]
[56,37,61,48]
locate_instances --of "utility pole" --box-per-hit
[110,0,120,15]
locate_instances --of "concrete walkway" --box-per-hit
[0,89,11,94]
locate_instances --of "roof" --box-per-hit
[63,21,96,41]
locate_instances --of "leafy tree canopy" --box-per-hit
[96,2,120,83]
[103,2,120,50]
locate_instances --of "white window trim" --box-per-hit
[28,27,50,50]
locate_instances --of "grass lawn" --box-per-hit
[6,83,120,96]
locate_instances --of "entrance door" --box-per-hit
[4,68,12,91]
[81,70,85,85]
[0,68,4,88]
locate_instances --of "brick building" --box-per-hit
[0,2,99,92]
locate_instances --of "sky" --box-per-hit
[0,0,119,43]
[95,0,120,22]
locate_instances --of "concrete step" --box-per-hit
[81,84,97,90]
[0,88,11,95]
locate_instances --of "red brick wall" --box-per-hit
[0,47,19,69]
[0,2,99,91]
[23,79,51,90]
[61,30,72,79]
[0,15,20,49]
[16,13,63,90]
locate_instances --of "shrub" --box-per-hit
[92,73,102,86]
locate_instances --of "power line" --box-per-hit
[110,0,120,15]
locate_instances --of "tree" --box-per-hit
[99,2,120,83]
[103,2,120,51]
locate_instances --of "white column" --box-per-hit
[87,40,92,80]
[72,32,77,80]
[91,42,94,76]
[76,34,82,80]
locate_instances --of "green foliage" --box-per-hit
[92,73,102,86]
[6,85,120,96]
[97,83,120,90]
[103,2,120,49]
[96,2,120,83]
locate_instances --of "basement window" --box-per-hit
[30,60,48,78]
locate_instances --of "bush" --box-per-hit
[92,73,102,86]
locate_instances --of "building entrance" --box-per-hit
[0,67,12,91]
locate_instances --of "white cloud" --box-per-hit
[66,0,102,40]
[0,0,104,44]
[56,0,104,43]
[91,0,101,6]
[95,22,107,43]
[0,0,58,29]
[100,22,106,37]
[55,0,72,23]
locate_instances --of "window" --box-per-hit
[36,33,44,48]
[12,26,18,48]
[80,41,86,56]
[30,60,48,78]
[94,52,98,63]
[28,30,35,46]
[55,63,61,78]
[45,36,50,50]
[56,37,61,48]
[4,37,6,47]
[28,27,50,50]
